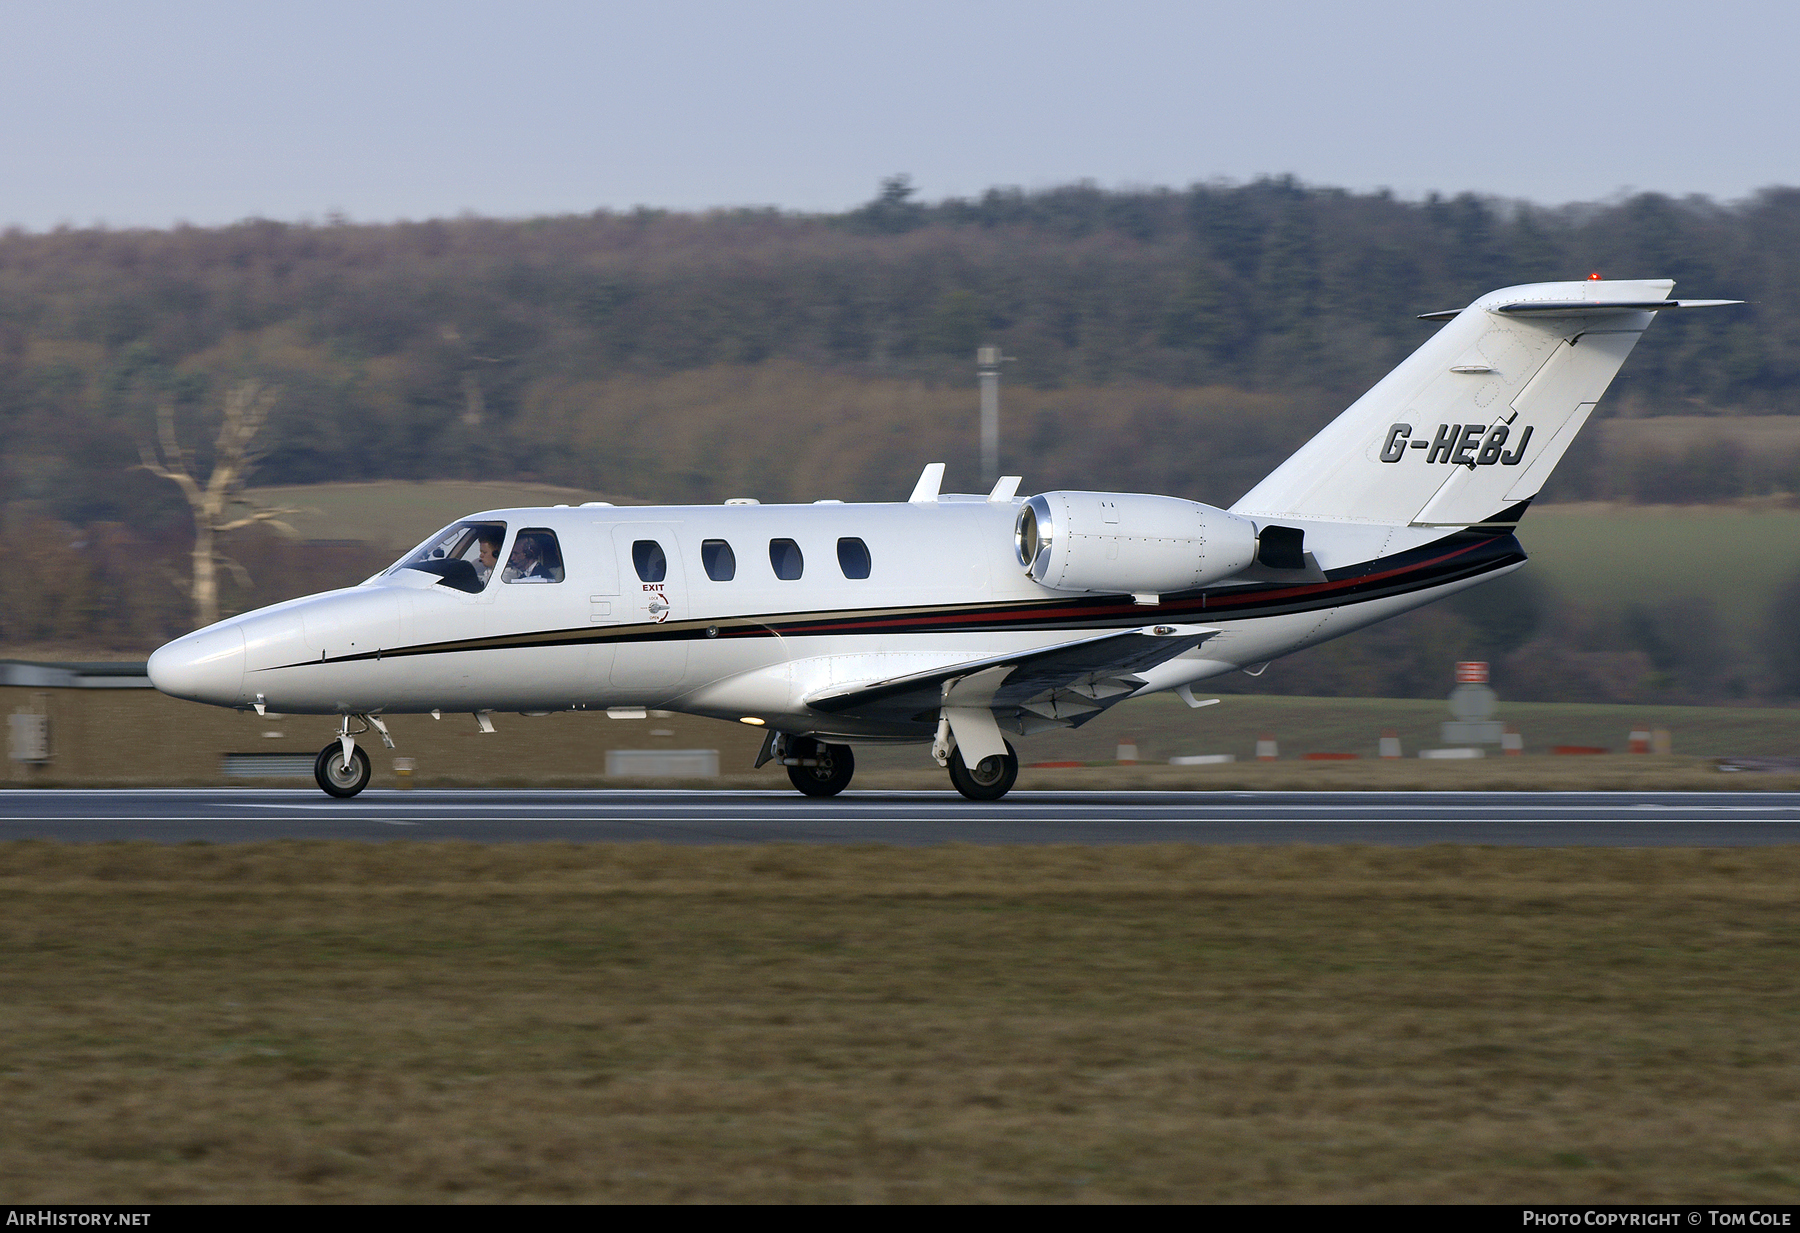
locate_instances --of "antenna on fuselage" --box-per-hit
[908,462,945,503]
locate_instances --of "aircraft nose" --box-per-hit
[147,624,247,706]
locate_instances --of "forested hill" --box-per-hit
[3,177,1797,533]
[5,178,1800,681]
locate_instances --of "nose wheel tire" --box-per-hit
[315,743,372,798]
[948,741,1019,801]
[786,740,855,798]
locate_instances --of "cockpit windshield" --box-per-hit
[392,521,507,593]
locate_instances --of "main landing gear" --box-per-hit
[947,741,1019,801]
[783,736,856,798]
[765,731,1020,801]
[313,714,392,799]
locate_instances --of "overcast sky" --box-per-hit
[3,0,1791,230]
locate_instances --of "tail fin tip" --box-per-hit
[1233,278,1738,528]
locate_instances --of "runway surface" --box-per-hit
[4,788,1800,845]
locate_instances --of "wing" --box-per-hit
[803,624,1220,729]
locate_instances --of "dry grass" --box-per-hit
[1102,692,1800,763]
[2,842,1797,1203]
[243,480,638,551]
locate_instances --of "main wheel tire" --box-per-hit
[948,740,1019,801]
[786,739,855,798]
[315,742,372,798]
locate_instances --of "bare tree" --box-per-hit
[138,381,300,629]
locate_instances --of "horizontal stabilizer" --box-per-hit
[1418,298,1741,321]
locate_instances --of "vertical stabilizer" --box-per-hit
[1230,279,1724,527]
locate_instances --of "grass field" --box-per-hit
[2,842,1796,1203]
[245,480,638,551]
[1519,503,1800,640]
[9,680,1798,791]
[858,692,1800,770]
[1598,416,1800,455]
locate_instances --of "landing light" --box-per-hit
[739,716,766,726]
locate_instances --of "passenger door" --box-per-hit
[610,523,689,691]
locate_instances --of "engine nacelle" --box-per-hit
[1014,491,1260,595]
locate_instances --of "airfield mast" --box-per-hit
[977,344,1012,484]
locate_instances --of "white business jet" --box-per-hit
[148,278,1737,800]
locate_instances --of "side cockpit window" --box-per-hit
[395,520,507,594]
[502,528,565,584]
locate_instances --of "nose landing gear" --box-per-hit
[315,743,372,797]
[313,714,391,799]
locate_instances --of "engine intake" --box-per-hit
[1014,491,1260,594]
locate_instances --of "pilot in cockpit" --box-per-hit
[474,531,503,583]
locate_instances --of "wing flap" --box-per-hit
[803,624,1220,721]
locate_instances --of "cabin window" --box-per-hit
[632,540,667,583]
[837,537,871,579]
[769,538,804,580]
[502,528,565,584]
[701,539,736,581]
[394,520,506,594]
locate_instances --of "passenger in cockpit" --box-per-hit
[504,532,556,583]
